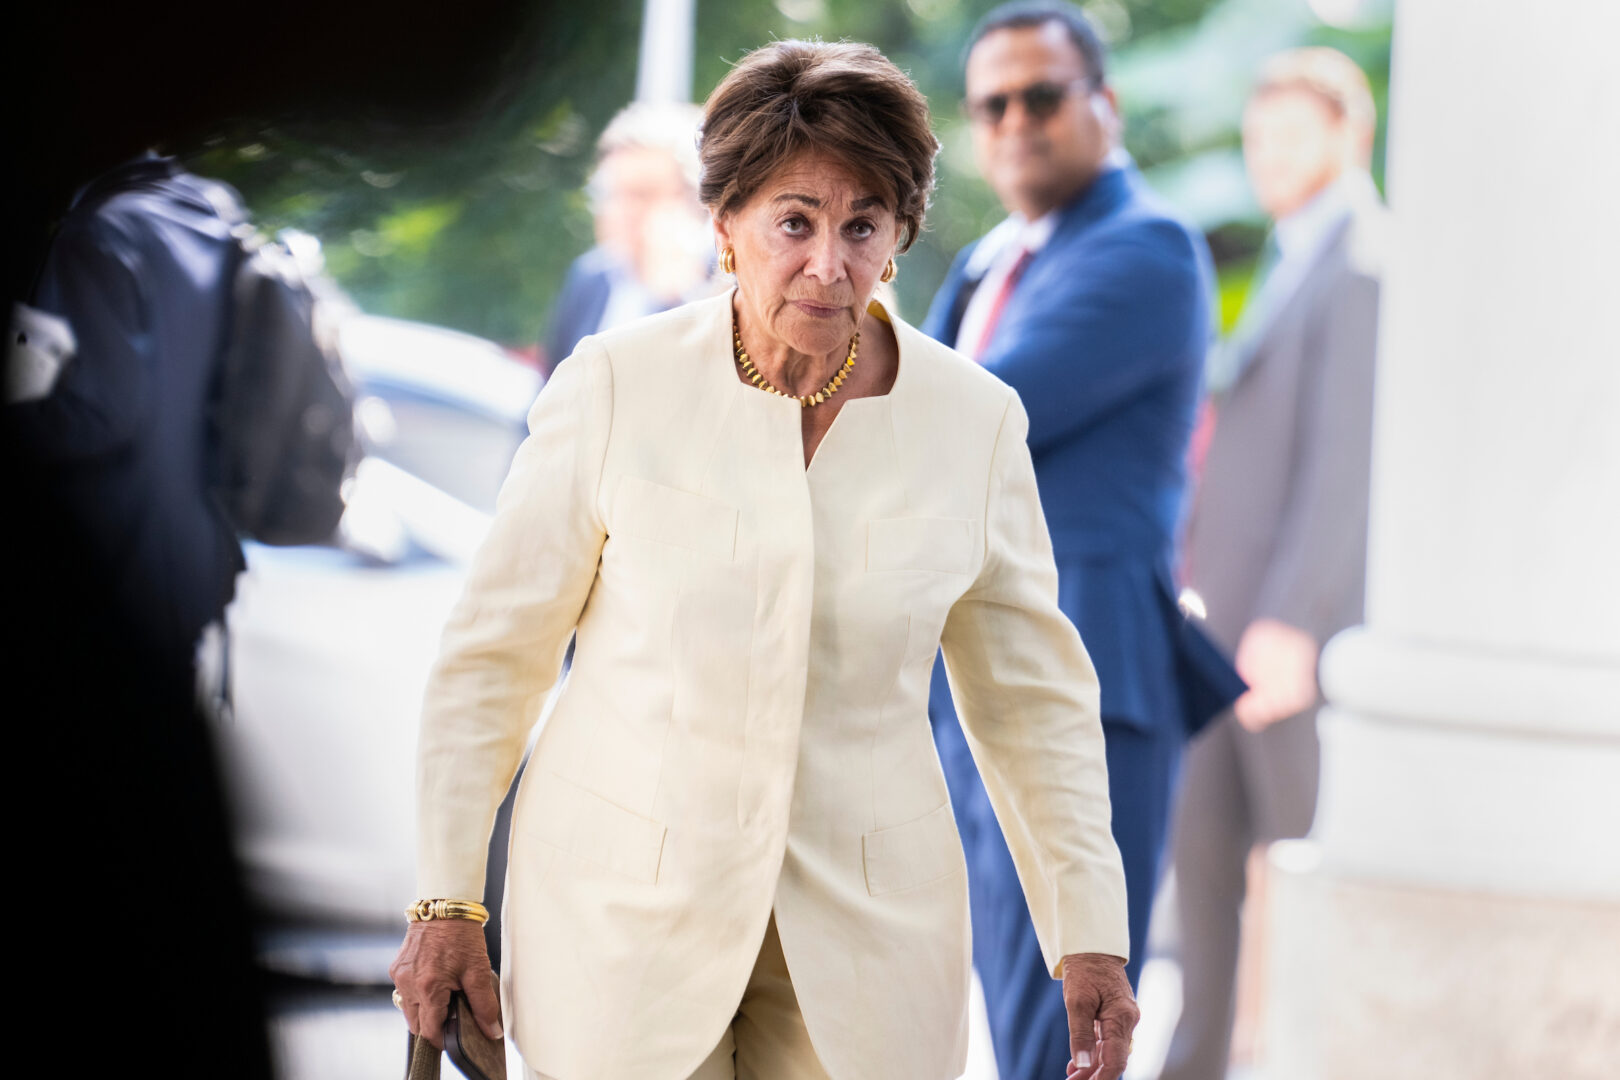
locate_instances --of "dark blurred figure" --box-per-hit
[9,154,251,702]
[6,156,270,1066]
[1162,48,1385,1080]
[540,101,715,375]
[5,2,551,1069]
[922,4,1243,1078]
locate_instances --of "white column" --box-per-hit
[1261,1,1620,1076]
[636,0,696,104]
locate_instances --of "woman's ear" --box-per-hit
[712,212,732,255]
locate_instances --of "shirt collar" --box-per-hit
[963,211,1057,280]
[1274,170,1375,261]
[1011,211,1058,253]
[963,216,1020,277]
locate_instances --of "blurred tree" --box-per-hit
[195,0,644,346]
[198,0,1389,347]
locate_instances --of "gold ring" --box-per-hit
[392,989,404,1010]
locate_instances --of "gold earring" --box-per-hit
[721,248,736,276]
[880,258,897,283]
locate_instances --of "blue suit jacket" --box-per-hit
[541,247,615,378]
[925,165,1242,737]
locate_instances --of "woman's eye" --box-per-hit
[847,220,875,240]
[781,217,808,235]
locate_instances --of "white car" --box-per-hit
[217,314,540,928]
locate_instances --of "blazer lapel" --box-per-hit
[991,165,1134,338]
[1227,215,1355,391]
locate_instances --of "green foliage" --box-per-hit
[194,0,643,345]
[1216,258,1258,334]
[195,0,1389,347]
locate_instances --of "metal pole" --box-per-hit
[636,0,696,104]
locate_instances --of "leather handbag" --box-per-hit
[404,991,507,1080]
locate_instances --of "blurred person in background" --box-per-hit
[1161,47,1385,1080]
[5,1,550,1072]
[5,68,306,1080]
[922,4,1244,1077]
[539,101,717,376]
[390,38,1141,1080]
[7,154,250,718]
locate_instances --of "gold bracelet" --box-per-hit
[405,898,490,925]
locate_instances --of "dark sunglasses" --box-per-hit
[964,79,1095,125]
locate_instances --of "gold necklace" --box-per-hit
[733,311,858,408]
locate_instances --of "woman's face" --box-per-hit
[714,151,900,358]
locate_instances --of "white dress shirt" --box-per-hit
[953,212,1057,360]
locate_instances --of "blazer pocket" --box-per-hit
[862,803,964,896]
[525,773,668,885]
[866,517,975,575]
[613,475,738,562]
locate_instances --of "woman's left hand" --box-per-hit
[389,919,504,1050]
[1060,952,1138,1080]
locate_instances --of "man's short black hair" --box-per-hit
[966,1,1109,86]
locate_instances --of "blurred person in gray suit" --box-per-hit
[1161,48,1386,1080]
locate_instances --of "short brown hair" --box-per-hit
[698,40,939,253]
[1252,47,1377,134]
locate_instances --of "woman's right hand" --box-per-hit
[389,919,504,1049]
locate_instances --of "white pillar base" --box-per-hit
[1263,838,1620,1080]
[1310,629,1620,900]
[1259,629,1620,1078]
[1253,1,1620,1074]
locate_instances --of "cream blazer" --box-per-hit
[416,290,1128,1080]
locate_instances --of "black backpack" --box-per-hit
[206,189,358,546]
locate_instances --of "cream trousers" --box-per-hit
[526,913,831,1080]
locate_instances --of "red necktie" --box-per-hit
[973,247,1035,363]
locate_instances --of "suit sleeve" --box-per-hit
[981,222,1210,456]
[1250,268,1381,642]
[415,340,613,900]
[939,392,1130,974]
[7,216,155,461]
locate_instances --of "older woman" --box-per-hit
[391,40,1138,1080]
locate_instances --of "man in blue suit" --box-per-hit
[925,5,1243,1077]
